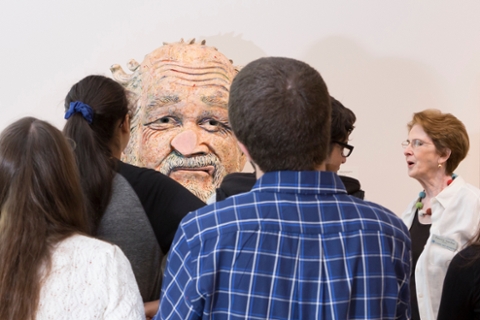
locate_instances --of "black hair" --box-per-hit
[228,57,330,172]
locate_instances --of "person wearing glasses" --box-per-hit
[326,97,364,199]
[325,97,355,172]
[401,109,480,319]
[209,96,364,202]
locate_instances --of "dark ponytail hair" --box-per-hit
[63,75,130,231]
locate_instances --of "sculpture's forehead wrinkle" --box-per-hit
[144,92,228,112]
[142,43,235,76]
[146,62,233,87]
[140,61,233,94]
[152,62,232,81]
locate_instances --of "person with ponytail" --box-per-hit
[0,117,144,320]
[62,75,205,305]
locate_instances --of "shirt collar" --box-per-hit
[251,170,347,195]
[433,175,465,208]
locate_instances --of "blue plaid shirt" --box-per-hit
[156,171,411,319]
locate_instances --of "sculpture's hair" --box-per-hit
[229,57,331,172]
[0,117,88,320]
[407,109,469,175]
[63,75,131,231]
[110,39,239,165]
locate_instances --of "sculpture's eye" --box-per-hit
[144,116,179,130]
[199,118,231,134]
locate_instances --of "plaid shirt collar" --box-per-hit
[251,170,348,195]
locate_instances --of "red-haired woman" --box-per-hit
[401,109,480,319]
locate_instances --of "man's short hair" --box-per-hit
[228,57,331,172]
[330,97,356,143]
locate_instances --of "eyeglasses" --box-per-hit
[401,139,431,149]
[332,141,354,157]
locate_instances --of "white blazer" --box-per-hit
[402,176,480,320]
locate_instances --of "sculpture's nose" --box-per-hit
[171,129,203,156]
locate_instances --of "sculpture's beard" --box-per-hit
[159,151,227,202]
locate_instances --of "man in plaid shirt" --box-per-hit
[155,57,411,319]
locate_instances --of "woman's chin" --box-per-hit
[407,169,417,179]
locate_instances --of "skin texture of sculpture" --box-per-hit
[111,39,246,202]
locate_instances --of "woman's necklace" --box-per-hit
[416,173,457,216]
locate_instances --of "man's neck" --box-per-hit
[254,162,326,179]
[254,164,264,179]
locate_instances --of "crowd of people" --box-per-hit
[0,55,479,320]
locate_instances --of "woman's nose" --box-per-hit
[403,145,413,156]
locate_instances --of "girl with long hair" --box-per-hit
[0,117,144,319]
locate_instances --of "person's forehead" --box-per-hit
[409,124,429,137]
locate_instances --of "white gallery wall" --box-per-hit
[0,0,479,215]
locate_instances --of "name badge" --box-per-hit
[431,234,458,252]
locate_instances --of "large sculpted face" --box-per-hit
[111,40,246,201]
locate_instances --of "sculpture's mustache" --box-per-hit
[159,151,222,177]
[159,151,228,201]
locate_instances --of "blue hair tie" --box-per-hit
[64,101,94,124]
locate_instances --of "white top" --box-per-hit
[36,234,145,320]
[402,176,480,320]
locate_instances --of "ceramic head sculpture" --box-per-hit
[111,39,246,201]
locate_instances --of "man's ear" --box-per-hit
[237,141,252,163]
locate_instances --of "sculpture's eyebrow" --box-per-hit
[145,95,181,112]
[200,95,228,109]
